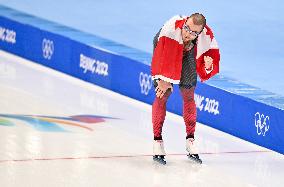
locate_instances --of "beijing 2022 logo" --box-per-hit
[254,112,270,136]
[139,72,152,95]
[42,38,54,60]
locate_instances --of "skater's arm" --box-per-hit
[155,80,173,98]
[204,56,213,72]
[152,29,173,98]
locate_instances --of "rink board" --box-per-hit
[0,5,283,154]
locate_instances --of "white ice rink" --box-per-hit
[0,50,284,187]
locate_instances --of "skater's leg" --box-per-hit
[180,86,197,138]
[180,86,202,164]
[152,81,172,164]
[152,89,172,139]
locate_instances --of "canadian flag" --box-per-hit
[195,25,220,82]
[151,15,220,83]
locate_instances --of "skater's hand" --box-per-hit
[204,56,213,70]
[155,80,173,98]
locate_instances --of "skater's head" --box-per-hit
[182,13,206,43]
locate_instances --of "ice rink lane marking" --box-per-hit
[0,150,270,164]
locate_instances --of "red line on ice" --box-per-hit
[0,150,270,163]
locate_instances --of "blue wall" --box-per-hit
[1,5,284,154]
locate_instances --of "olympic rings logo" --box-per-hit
[42,38,54,60]
[254,112,270,136]
[139,72,152,95]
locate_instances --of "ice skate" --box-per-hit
[186,138,202,164]
[153,140,166,165]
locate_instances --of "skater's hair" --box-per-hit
[189,13,206,28]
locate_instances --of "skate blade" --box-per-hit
[153,156,166,165]
[187,154,202,164]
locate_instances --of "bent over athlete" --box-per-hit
[151,13,220,164]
